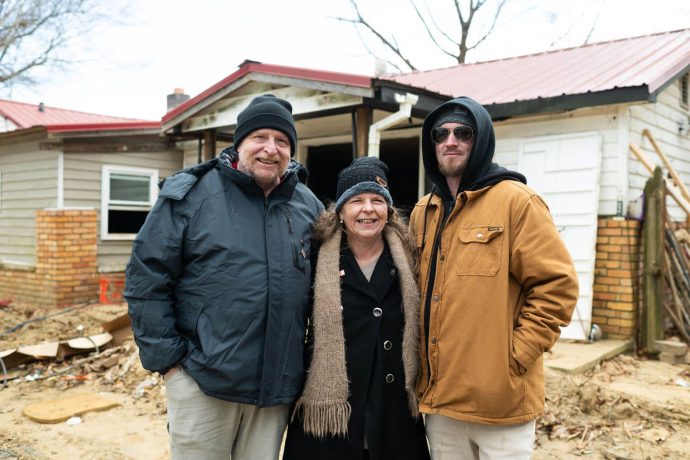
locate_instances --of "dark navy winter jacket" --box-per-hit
[125,155,323,407]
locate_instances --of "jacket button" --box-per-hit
[439,254,445,261]
[373,307,383,317]
[383,340,392,350]
[431,338,437,344]
[385,374,395,383]
[433,294,439,301]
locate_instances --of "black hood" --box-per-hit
[422,96,526,200]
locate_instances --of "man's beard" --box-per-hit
[438,160,466,179]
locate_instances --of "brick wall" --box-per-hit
[591,218,642,339]
[0,209,99,308]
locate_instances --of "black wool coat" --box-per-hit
[283,243,430,460]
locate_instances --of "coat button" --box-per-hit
[383,340,392,350]
[373,307,383,317]
[431,338,437,344]
[433,294,439,301]
[385,374,394,383]
[439,254,445,261]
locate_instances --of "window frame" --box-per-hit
[101,165,158,241]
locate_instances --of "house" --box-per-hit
[1,29,688,342]
[0,100,181,307]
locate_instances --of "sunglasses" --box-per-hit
[431,126,474,144]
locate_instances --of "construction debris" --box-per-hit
[631,131,690,349]
[663,226,690,344]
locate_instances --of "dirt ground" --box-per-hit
[1,302,689,460]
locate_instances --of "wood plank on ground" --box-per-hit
[23,393,120,424]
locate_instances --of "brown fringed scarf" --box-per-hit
[293,226,420,438]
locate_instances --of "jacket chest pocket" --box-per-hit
[454,225,504,276]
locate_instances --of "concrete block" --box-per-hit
[659,352,687,365]
[655,340,688,356]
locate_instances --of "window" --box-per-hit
[101,165,158,240]
[681,73,689,108]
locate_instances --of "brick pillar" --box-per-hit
[35,209,99,307]
[591,218,642,339]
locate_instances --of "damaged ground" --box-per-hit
[1,303,689,460]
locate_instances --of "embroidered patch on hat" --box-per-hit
[375,176,388,188]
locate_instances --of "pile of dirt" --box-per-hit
[1,302,689,460]
[537,355,690,459]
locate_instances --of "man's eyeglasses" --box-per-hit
[431,126,474,144]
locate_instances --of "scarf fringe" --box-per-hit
[407,388,419,418]
[293,399,352,438]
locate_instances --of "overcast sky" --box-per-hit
[3,0,689,120]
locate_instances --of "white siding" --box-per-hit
[0,136,58,266]
[63,150,183,271]
[494,107,619,215]
[628,82,690,221]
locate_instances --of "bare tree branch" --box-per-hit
[0,0,108,85]
[468,0,506,51]
[583,0,606,45]
[337,0,418,70]
[408,0,457,61]
[337,0,508,71]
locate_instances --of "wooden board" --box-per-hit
[23,393,120,424]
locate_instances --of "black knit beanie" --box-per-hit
[233,94,297,155]
[432,105,477,131]
[335,157,393,212]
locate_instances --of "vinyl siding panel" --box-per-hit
[182,141,201,168]
[494,107,618,215]
[0,137,58,266]
[63,149,183,271]
[628,81,690,221]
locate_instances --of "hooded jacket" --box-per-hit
[125,150,324,407]
[410,97,578,424]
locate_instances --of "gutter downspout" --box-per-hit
[367,93,419,158]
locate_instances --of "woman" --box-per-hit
[283,157,430,460]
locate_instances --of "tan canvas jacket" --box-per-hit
[410,180,579,425]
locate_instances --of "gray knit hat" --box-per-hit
[233,94,297,155]
[432,105,477,131]
[335,157,393,212]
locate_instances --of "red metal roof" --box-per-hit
[0,99,159,132]
[383,29,690,105]
[162,61,372,124]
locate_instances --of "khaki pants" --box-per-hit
[165,369,288,460]
[426,414,536,460]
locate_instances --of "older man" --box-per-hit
[410,96,579,459]
[125,94,323,460]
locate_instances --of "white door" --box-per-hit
[518,132,602,340]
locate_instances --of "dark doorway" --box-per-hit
[380,137,419,217]
[306,137,420,217]
[306,143,353,207]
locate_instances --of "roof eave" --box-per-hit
[0,125,47,142]
[374,80,451,116]
[46,122,161,135]
[161,62,374,133]
[484,86,653,120]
